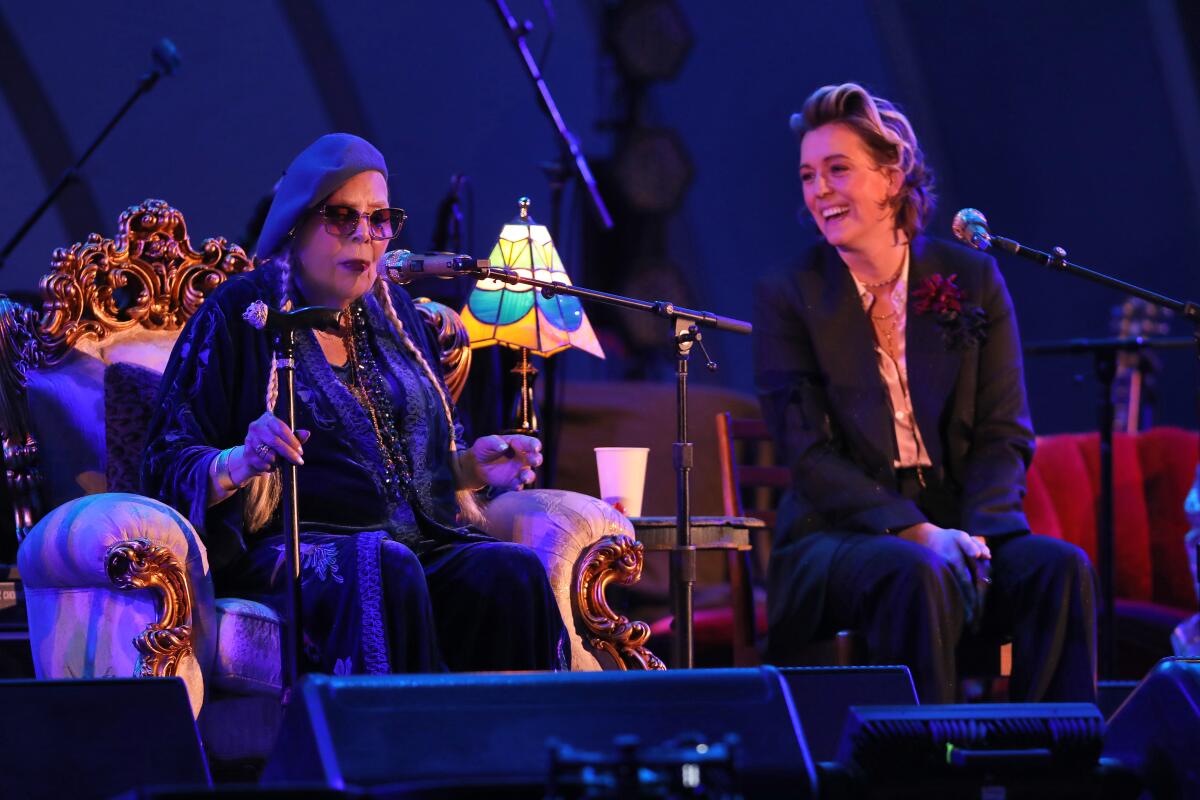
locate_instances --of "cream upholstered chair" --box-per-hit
[3,200,662,763]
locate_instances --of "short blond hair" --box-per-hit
[790,83,935,243]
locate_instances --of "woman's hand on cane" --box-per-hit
[230,412,311,483]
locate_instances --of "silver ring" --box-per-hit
[256,443,273,459]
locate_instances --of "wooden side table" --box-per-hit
[629,516,766,667]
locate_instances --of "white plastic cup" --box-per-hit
[594,447,650,517]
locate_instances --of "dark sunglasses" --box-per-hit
[317,205,407,240]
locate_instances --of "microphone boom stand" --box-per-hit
[491,0,615,489]
[978,230,1200,679]
[0,39,179,271]
[475,265,751,668]
[490,0,613,231]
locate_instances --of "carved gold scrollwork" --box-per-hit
[575,534,666,671]
[0,199,254,541]
[414,297,473,403]
[36,198,253,365]
[105,538,194,678]
[0,298,45,537]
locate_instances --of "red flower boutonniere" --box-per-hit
[912,273,988,350]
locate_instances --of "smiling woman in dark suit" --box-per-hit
[754,83,1096,703]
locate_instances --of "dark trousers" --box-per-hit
[420,538,570,672]
[771,474,1098,704]
[816,530,1096,703]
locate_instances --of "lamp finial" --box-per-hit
[518,196,531,220]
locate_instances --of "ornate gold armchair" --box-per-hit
[4,200,661,762]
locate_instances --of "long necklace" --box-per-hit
[865,292,929,486]
[340,305,414,501]
[867,290,901,361]
[873,313,899,356]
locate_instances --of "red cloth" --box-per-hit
[1026,434,1097,557]
[1026,428,1198,609]
[1135,428,1198,608]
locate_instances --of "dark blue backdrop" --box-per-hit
[3,1,1198,434]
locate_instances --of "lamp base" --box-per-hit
[504,348,540,436]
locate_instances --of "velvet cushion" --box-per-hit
[1026,433,1153,602]
[1135,427,1198,608]
[1026,430,1200,606]
[26,351,108,505]
[211,597,282,696]
[649,605,768,645]
[1114,598,1193,678]
[24,329,178,506]
[1022,460,1062,538]
[1027,434,1098,559]
[1077,433,1154,602]
[104,362,164,493]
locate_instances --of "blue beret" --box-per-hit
[256,133,388,259]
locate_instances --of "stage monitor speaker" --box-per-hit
[779,665,917,762]
[825,702,1137,799]
[263,667,817,797]
[0,677,210,799]
[1104,657,1200,797]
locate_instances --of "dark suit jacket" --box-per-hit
[754,235,1035,647]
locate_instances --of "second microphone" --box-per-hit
[381,249,490,284]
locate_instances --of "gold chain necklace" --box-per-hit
[859,260,905,289]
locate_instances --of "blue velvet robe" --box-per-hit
[141,263,568,674]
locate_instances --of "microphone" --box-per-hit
[952,208,993,251]
[242,301,342,334]
[151,38,182,78]
[381,249,489,284]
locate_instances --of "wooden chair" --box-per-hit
[715,412,863,665]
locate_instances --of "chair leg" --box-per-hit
[575,534,666,670]
[834,629,864,667]
[729,550,759,667]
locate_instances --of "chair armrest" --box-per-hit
[17,492,216,713]
[481,489,664,671]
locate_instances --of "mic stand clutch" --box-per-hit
[958,210,1200,679]
[479,267,749,668]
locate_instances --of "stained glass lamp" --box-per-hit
[461,196,604,434]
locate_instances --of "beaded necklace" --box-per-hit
[337,304,415,505]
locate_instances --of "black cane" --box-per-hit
[243,301,341,694]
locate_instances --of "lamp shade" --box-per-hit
[461,198,605,359]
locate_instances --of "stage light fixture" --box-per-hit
[613,127,693,215]
[609,0,693,83]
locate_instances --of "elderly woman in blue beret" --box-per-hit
[142,134,567,673]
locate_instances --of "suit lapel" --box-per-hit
[805,243,897,470]
[906,237,962,466]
